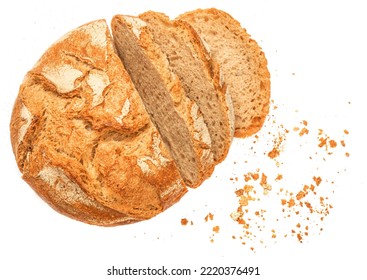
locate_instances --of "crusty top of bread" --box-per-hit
[139,11,235,163]
[178,8,271,138]
[111,15,215,188]
[10,19,187,226]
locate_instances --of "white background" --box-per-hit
[1,0,366,279]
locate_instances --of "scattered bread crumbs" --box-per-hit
[229,104,348,249]
[267,129,287,159]
[178,99,349,252]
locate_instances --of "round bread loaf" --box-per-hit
[10,19,187,226]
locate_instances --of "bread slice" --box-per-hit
[10,20,187,226]
[111,15,214,187]
[139,11,234,163]
[178,8,271,137]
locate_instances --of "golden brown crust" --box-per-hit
[23,169,141,227]
[10,19,187,226]
[178,8,271,138]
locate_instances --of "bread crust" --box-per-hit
[10,19,187,226]
[178,8,271,138]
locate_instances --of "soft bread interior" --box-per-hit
[112,15,208,187]
[178,8,271,137]
[139,12,234,163]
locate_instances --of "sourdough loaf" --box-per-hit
[139,11,235,163]
[111,15,215,187]
[10,9,271,226]
[178,8,271,137]
[10,19,187,226]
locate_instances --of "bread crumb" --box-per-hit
[318,137,328,148]
[205,212,214,222]
[297,233,303,242]
[329,140,337,148]
[313,176,322,186]
[268,147,280,159]
[299,127,309,136]
[181,218,188,226]
[212,226,220,233]
[296,190,306,200]
[288,198,295,207]
[260,173,272,195]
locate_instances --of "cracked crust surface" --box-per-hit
[10,20,187,226]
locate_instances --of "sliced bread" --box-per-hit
[139,11,235,163]
[10,20,187,226]
[178,8,271,137]
[111,15,214,187]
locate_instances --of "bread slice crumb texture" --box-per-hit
[112,15,214,187]
[139,11,234,163]
[178,8,271,138]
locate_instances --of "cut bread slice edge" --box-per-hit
[111,14,215,188]
[139,11,235,163]
[177,8,271,138]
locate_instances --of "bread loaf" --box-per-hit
[178,8,271,137]
[10,19,187,226]
[10,9,270,226]
[139,11,235,163]
[111,15,215,187]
